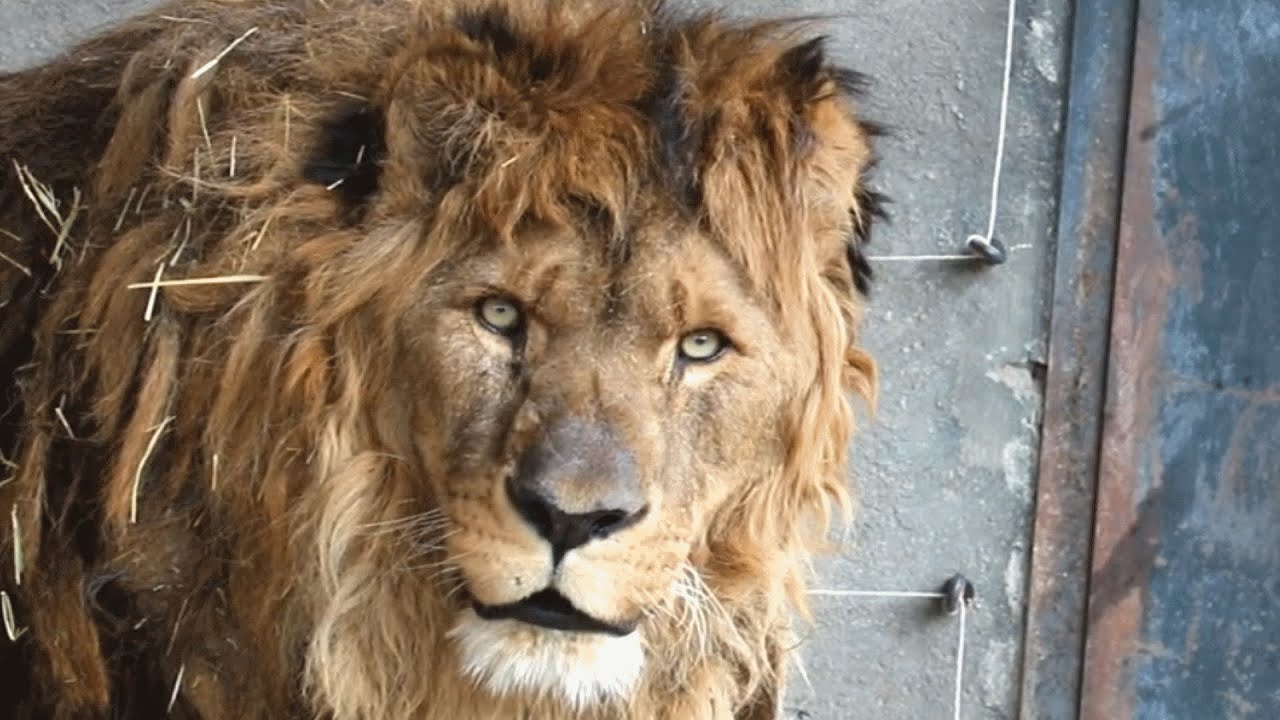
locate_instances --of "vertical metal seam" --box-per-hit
[1071,2,1142,713]
[1016,0,1142,716]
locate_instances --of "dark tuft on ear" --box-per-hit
[302,105,387,215]
[783,46,889,299]
[778,36,833,156]
[779,36,829,98]
[832,67,873,98]
[848,183,890,296]
[846,240,874,297]
[858,118,891,139]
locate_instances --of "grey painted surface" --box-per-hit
[0,1,1070,718]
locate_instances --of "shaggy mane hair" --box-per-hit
[0,1,885,718]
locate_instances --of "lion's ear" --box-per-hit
[773,35,885,295]
[776,36,888,298]
[777,37,848,108]
[302,104,388,212]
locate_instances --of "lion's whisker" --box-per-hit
[442,576,471,602]
[354,507,445,529]
[668,563,723,658]
[410,551,475,576]
[408,530,458,554]
[357,511,444,532]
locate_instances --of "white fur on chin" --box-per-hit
[448,608,644,711]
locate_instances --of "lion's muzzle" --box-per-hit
[464,416,650,635]
[506,415,649,561]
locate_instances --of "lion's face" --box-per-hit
[1,1,881,717]
[396,213,807,701]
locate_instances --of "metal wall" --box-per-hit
[1028,0,1280,718]
[1081,0,1280,717]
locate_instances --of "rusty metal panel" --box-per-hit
[1082,0,1280,718]
[1019,1,1138,718]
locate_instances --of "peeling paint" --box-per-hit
[979,639,1017,714]
[985,364,1041,407]
[1004,546,1028,615]
[1028,16,1062,85]
[1002,438,1034,500]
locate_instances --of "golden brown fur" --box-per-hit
[0,1,883,717]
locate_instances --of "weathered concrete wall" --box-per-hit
[0,1,1071,717]
[0,0,158,70]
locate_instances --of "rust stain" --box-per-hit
[1080,4,1173,719]
[1087,491,1163,619]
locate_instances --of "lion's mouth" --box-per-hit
[471,588,635,637]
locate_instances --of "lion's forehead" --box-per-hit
[346,0,875,307]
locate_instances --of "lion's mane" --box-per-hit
[0,1,883,717]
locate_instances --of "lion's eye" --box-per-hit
[678,329,728,362]
[477,297,523,335]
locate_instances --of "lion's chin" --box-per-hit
[448,608,645,710]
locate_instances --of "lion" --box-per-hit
[0,0,884,717]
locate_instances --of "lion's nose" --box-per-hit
[506,417,648,563]
[506,477,648,561]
